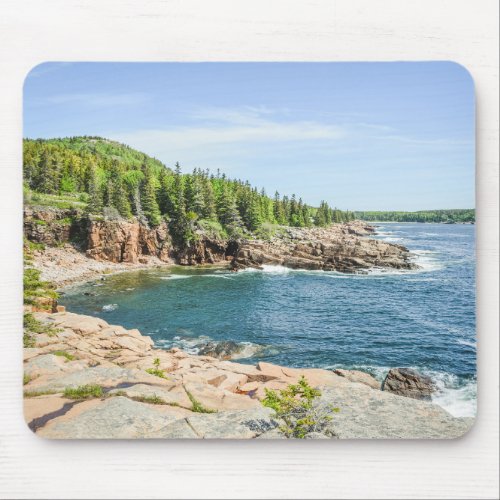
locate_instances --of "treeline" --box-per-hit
[354,209,475,223]
[23,137,354,243]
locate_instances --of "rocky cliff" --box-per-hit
[23,311,472,439]
[232,221,416,273]
[24,206,416,275]
[24,206,234,267]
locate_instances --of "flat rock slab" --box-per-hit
[24,395,73,431]
[26,366,172,393]
[38,396,182,439]
[333,369,381,390]
[320,386,473,439]
[24,354,89,378]
[186,407,280,439]
[108,383,191,408]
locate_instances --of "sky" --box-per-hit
[23,62,475,211]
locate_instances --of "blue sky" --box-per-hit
[24,62,475,211]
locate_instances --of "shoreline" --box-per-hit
[23,309,474,439]
[24,223,475,437]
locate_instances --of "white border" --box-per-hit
[0,1,498,499]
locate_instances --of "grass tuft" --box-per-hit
[52,350,76,361]
[24,389,59,398]
[63,384,103,400]
[186,390,217,413]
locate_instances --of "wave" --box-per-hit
[198,274,234,280]
[323,364,476,418]
[154,334,265,359]
[159,275,192,280]
[410,250,443,273]
[429,372,477,418]
[455,339,476,349]
[102,303,118,312]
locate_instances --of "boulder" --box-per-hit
[382,368,436,401]
[198,341,243,360]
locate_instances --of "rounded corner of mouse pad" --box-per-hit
[22,61,476,440]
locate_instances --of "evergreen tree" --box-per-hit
[87,163,103,215]
[140,165,162,227]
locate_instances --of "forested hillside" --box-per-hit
[354,209,475,223]
[23,137,354,244]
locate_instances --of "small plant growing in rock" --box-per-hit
[186,390,217,413]
[24,312,61,338]
[145,357,166,379]
[52,350,76,361]
[262,376,339,438]
[133,394,167,405]
[63,384,103,400]
[23,373,32,385]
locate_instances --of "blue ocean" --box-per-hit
[61,223,476,417]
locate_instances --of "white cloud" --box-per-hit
[107,105,345,165]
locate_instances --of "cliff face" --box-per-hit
[23,206,87,246]
[24,206,234,266]
[24,206,416,273]
[86,220,172,263]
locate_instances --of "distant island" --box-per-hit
[353,209,475,224]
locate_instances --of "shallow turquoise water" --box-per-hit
[61,223,476,416]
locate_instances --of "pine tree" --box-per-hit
[87,163,103,215]
[140,165,162,227]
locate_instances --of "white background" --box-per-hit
[0,1,498,498]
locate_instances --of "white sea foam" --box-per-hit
[199,274,234,280]
[456,339,476,349]
[261,265,291,274]
[102,303,118,312]
[159,275,192,280]
[382,237,404,243]
[323,364,477,418]
[429,372,477,418]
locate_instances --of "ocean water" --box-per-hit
[61,223,476,417]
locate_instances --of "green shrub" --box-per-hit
[23,373,32,385]
[253,222,286,241]
[262,376,339,438]
[24,312,61,338]
[197,219,229,240]
[23,331,35,348]
[63,385,103,399]
[23,266,58,307]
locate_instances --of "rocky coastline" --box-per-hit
[23,206,473,439]
[23,311,472,439]
[24,205,416,287]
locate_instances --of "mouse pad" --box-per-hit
[22,62,476,439]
